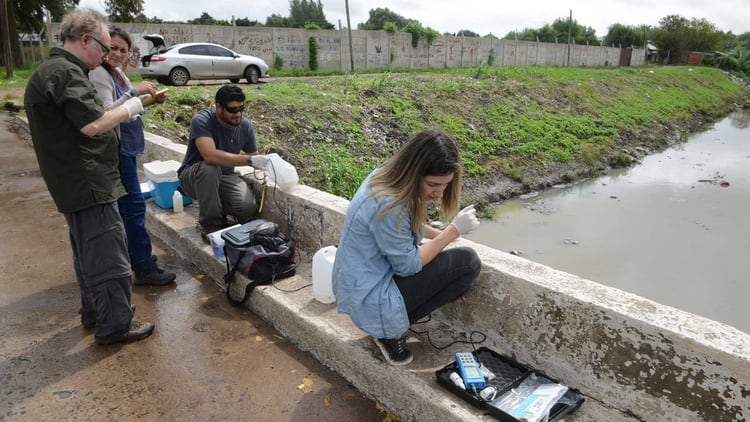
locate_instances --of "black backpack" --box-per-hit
[221,219,297,306]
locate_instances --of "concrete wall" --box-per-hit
[48,23,642,71]
[141,132,748,421]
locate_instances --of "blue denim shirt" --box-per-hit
[332,171,424,339]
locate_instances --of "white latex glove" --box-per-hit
[249,155,270,169]
[122,97,144,119]
[450,205,480,235]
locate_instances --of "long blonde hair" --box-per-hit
[369,130,462,235]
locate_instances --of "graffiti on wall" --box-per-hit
[48,22,641,72]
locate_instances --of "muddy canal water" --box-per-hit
[467,111,750,334]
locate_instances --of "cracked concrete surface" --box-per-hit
[0,113,386,421]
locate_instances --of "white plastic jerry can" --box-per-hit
[312,245,337,304]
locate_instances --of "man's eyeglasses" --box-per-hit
[224,105,245,114]
[88,34,110,56]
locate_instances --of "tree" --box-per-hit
[504,18,597,44]
[686,17,723,53]
[604,23,645,48]
[288,0,333,29]
[265,13,290,28]
[652,15,724,64]
[3,0,76,68]
[235,17,260,27]
[358,7,411,30]
[456,30,479,38]
[105,0,144,23]
[188,12,230,26]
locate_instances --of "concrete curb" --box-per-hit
[144,193,633,421]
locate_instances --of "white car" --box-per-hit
[140,41,269,86]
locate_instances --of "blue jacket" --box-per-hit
[332,171,424,339]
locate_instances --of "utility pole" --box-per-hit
[566,9,572,67]
[345,0,354,71]
[1,0,14,77]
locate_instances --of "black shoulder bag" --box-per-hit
[221,219,297,306]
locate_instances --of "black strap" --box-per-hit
[222,247,279,306]
[223,247,252,306]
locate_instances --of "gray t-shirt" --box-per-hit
[179,109,258,175]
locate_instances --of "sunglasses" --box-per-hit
[223,104,246,114]
[88,34,110,56]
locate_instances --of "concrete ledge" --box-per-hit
[139,133,748,421]
[145,201,633,421]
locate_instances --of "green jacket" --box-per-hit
[24,47,125,213]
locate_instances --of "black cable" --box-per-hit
[409,314,487,351]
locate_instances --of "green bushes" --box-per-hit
[309,37,319,71]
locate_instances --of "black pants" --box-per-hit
[394,247,481,323]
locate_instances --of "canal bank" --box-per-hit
[128,121,749,421]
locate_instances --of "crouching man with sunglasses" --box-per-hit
[177,85,268,242]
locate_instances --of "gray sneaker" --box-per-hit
[373,337,413,366]
[95,320,155,345]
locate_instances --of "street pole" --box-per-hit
[1,0,14,77]
[345,0,354,71]
[566,9,572,67]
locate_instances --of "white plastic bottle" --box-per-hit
[312,245,337,303]
[172,190,183,212]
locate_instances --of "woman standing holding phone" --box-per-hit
[89,27,175,286]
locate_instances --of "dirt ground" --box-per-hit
[0,112,387,420]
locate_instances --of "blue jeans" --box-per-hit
[118,154,157,274]
[394,247,481,323]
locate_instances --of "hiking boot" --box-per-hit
[95,320,155,345]
[134,268,176,286]
[373,337,413,366]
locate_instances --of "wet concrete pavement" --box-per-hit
[0,113,385,421]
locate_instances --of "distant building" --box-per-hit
[19,33,44,45]
[646,42,658,63]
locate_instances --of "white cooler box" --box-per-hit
[142,160,192,209]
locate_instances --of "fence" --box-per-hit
[46,23,645,71]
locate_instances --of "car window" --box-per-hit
[206,45,235,58]
[179,45,208,56]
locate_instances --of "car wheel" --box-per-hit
[169,67,190,86]
[230,78,240,84]
[244,66,260,84]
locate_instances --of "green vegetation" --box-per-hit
[4,64,748,206]
[142,65,748,203]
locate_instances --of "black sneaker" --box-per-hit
[95,320,155,345]
[197,223,225,244]
[373,337,413,366]
[134,268,176,286]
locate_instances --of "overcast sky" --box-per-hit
[77,0,749,38]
